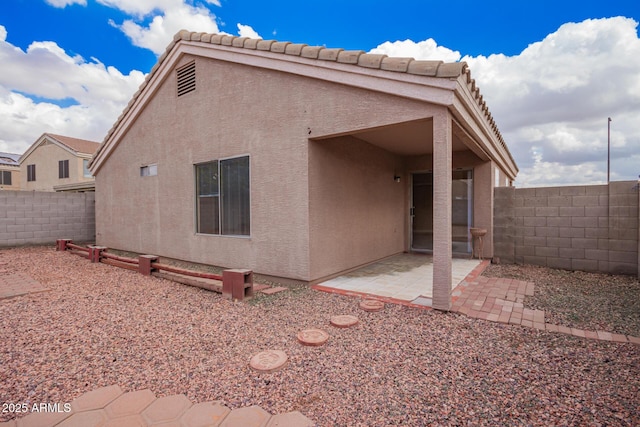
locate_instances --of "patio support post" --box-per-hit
[432,109,453,311]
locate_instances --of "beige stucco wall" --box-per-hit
[308,135,405,281]
[21,142,93,191]
[0,167,20,191]
[95,55,441,281]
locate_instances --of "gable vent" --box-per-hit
[177,61,196,97]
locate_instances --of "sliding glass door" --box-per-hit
[411,170,473,253]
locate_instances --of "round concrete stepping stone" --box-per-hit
[360,299,384,312]
[249,350,288,372]
[330,315,359,328]
[297,328,329,346]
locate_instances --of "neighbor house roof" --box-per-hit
[19,133,100,164]
[46,134,100,155]
[91,30,517,176]
[0,152,20,167]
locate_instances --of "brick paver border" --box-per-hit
[451,276,640,345]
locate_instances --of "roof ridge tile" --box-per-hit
[436,62,467,78]
[358,53,387,69]
[318,48,343,61]
[337,50,364,64]
[284,43,307,56]
[232,37,249,48]
[95,30,517,173]
[300,45,323,59]
[256,39,276,51]
[270,41,291,53]
[407,60,443,76]
[380,56,413,72]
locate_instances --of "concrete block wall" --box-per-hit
[494,181,639,276]
[0,191,95,247]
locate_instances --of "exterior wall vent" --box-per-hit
[177,61,196,97]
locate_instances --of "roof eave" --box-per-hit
[90,40,460,174]
[451,76,519,179]
[91,31,511,175]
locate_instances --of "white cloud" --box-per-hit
[370,38,461,63]
[0,25,145,154]
[103,0,222,54]
[371,17,640,187]
[44,0,87,7]
[97,0,220,17]
[237,23,261,39]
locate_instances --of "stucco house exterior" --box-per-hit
[0,152,21,191]
[20,133,100,192]
[90,31,518,310]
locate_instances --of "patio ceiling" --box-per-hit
[347,118,484,158]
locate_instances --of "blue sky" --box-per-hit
[0,0,639,186]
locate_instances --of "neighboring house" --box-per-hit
[90,31,518,310]
[0,152,21,191]
[19,133,100,192]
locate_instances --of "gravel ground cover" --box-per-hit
[1,246,639,426]
[484,263,640,338]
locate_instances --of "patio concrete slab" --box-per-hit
[316,253,482,304]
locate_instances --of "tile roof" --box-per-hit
[47,133,100,155]
[96,30,515,172]
[0,152,20,166]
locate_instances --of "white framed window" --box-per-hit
[196,155,250,236]
[140,164,158,177]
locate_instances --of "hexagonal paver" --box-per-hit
[142,394,193,425]
[179,401,231,427]
[103,414,146,427]
[105,389,156,419]
[266,411,314,427]
[57,409,107,427]
[219,406,271,427]
[70,385,123,412]
[14,410,72,427]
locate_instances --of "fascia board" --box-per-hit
[91,41,459,174]
[452,83,519,179]
[89,47,185,174]
[180,42,457,104]
[18,135,47,165]
[89,41,456,175]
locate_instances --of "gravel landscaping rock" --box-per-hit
[1,246,639,426]
[484,263,640,338]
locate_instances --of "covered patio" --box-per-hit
[309,105,509,311]
[314,253,486,307]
